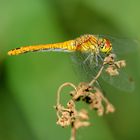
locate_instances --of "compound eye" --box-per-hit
[100,43,105,49]
[100,45,104,49]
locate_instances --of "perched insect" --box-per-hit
[8,34,138,92]
[8,34,112,55]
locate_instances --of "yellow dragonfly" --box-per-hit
[8,34,112,55]
[8,34,138,92]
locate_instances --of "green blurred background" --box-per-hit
[0,0,140,140]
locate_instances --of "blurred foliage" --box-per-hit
[0,0,140,140]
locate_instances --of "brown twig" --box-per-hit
[55,53,125,140]
[70,126,76,140]
[56,82,77,106]
[89,65,104,86]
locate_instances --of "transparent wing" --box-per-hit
[71,52,135,93]
[71,52,103,82]
[101,67,135,92]
[99,35,140,55]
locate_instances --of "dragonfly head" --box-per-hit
[98,38,112,53]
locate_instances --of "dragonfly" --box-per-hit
[8,34,138,92]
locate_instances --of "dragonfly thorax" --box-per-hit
[75,34,99,53]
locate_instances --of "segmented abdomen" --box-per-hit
[8,40,76,55]
[8,34,98,55]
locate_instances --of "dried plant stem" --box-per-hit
[56,82,77,106]
[89,65,104,86]
[55,54,122,140]
[94,87,110,105]
[56,82,77,118]
[70,126,76,140]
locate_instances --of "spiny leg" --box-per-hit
[83,53,93,64]
[89,54,98,67]
[83,53,99,67]
[95,54,99,67]
[97,54,104,62]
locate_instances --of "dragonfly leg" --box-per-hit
[83,53,92,64]
[95,54,99,66]
[97,54,104,62]
[83,53,99,67]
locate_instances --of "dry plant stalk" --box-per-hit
[55,53,126,140]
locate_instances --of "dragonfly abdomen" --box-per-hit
[8,34,100,55]
[8,40,76,55]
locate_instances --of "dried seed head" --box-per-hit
[89,92,104,116]
[106,104,115,114]
[106,66,119,76]
[97,106,104,116]
[109,53,116,59]
[104,53,116,64]
[77,109,89,120]
[56,111,71,127]
[74,109,90,129]
[74,121,90,129]
[115,60,126,68]
[67,100,75,109]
